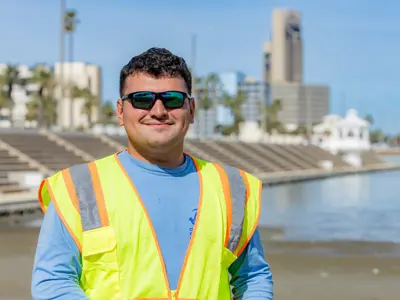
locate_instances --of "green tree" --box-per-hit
[196,91,214,110]
[72,86,97,128]
[370,129,384,143]
[220,91,247,135]
[28,65,57,128]
[364,114,374,126]
[25,92,57,128]
[205,73,220,95]
[0,76,9,112]
[1,65,20,126]
[196,74,220,111]
[101,101,116,124]
[288,124,308,135]
[25,98,39,123]
[265,99,284,133]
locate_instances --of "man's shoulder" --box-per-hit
[47,153,116,180]
[213,161,261,182]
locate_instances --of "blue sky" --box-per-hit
[1,0,399,132]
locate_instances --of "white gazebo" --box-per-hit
[312,109,371,167]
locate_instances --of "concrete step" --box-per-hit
[0,186,30,194]
[0,159,28,164]
[0,164,35,171]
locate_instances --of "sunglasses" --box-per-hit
[121,91,191,109]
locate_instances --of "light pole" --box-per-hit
[64,9,78,129]
[191,34,197,97]
[59,0,66,129]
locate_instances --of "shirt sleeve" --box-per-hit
[31,202,88,300]
[229,228,274,299]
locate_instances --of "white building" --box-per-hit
[0,64,42,128]
[0,62,101,129]
[54,62,102,129]
[312,109,371,167]
[188,108,218,139]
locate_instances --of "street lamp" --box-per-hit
[64,9,79,129]
[59,0,66,129]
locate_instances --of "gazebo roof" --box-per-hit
[313,109,369,133]
[336,109,369,128]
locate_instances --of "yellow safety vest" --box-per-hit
[38,152,262,300]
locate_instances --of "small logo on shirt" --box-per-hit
[189,208,197,236]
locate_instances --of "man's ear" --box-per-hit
[189,98,195,124]
[116,99,124,126]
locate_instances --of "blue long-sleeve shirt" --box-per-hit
[32,151,273,299]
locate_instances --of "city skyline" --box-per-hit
[1,0,400,132]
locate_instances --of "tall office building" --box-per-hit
[239,77,265,122]
[270,9,303,83]
[262,8,329,128]
[270,83,329,127]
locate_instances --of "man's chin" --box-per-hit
[146,137,176,148]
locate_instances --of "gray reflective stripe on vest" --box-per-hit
[220,164,246,253]
[69,163,102,231]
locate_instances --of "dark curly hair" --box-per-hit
[119,47,192,97]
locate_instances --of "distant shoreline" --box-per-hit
[259,162,400,185]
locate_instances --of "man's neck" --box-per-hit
[126,144,185,169]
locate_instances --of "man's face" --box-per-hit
[117,73,195,152]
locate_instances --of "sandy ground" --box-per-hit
[1,224,400,300]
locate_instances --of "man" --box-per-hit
[32,47,274,299]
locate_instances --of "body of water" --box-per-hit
[260,170,400,243]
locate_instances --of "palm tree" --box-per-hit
[25,90,57,128]
[101,101,116,124]
[1,65,19,126]
[28,65,57,128]
[370,129,384,143]
[195,75,215,111]
[25,99,39,124]
[265,99,283,133]
[220,90,247,135]
[205,73,220,96]
[72,86,97,128]
[0,75,9,112]
[196,91,214,111]
[364,114,374,126]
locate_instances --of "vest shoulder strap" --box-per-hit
[68,161,109,232]
[215,163,261,257]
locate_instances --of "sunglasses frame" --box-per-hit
[121,91,191,109]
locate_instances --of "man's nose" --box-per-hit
[149,99,168,119]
